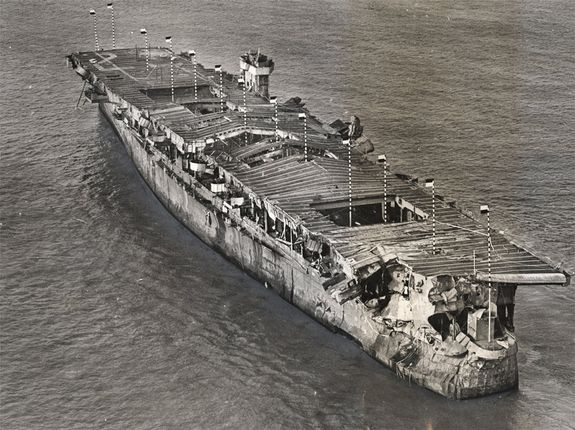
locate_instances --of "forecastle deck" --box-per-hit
[68,47,569,398]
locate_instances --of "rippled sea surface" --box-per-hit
[1,0,574,429]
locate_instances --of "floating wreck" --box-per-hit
[68,45,570,399]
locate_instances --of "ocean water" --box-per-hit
[1,0,574,429]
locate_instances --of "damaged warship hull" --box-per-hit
[101,101,519,399]
[68,47,568,399]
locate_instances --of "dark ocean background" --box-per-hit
[1,0,574,428]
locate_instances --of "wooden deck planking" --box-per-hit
[72,48,566,282]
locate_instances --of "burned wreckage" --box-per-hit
[68,45,570,399]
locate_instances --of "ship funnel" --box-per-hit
[240,50,274,98]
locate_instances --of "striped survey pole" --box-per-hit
[107,3,115,49]
[140,29,149,72]
[480,204,492,343]
[299,113,308,161]
[377,154,387,222]
[384,157,388,222]
[239,77,247,144]
[270,96,278,141]
[89,9,99,51]
[189,50,197,101]
[275,97,279,142]
[166,36,174,102]
[345,139,352,227]
[215,65,223,112]
[425,178,436,253]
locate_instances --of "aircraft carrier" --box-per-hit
[67,44,569,399]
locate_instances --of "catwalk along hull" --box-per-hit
[99,100,518,399]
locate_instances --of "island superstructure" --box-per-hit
[67,46,570,399]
